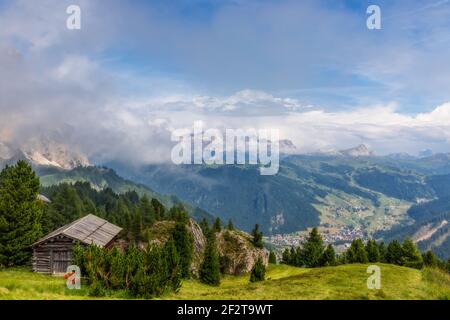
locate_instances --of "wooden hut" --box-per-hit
[32,214,122,274]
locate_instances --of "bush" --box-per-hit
[269,251,277,264]
[74,241,182,298]
[250,257,266,282]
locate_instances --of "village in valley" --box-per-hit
[267,226,365,252]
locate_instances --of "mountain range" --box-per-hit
[1,140,449,259]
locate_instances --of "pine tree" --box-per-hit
[251,224,264,249]
[320,244,336,266]
[302,227,325,267]
[163,238,182,291]
[199,234,221,286]
[268,251,277,264]
[250,257,266,282]
[151,198,165,220]
[401,238,423,269]
[378,241,387,262]
[0,161,43,266]
[289,247,296,265]
[139,195,156,227]
[227,219,235,231]
[199,218,210,238]
[422,250,438,267]
[345,239,368,263]
[282,248,291,264]
[386,240,403,265]
[366,239,380,263]
[172,221,193,278]
[213,217,222,233]
[296,246,305,267]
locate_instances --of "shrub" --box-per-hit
[250,257,266,282]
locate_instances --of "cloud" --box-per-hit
[1,0,450,165]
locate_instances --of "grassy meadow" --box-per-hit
[0,264,449,300]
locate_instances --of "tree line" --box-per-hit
[281,227,450,273]
[0,161,266,296]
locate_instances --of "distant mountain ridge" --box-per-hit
[1,140,449,258]
[0,140,89,170]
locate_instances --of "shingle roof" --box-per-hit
[33,214,122,247]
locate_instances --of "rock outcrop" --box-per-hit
[216,229,268,275]
[145,219,268,277]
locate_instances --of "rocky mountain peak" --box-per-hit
[339,144,374,157]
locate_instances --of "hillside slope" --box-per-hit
[1,264,449,300]
[37,166,214,223]
[108,155,435,235]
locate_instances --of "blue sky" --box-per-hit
[1,0,450,161]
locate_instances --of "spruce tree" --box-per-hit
[366,239,380,263]
[199,234,221,286]
[282,248,291,264]
[294,246,304,267]
[302,227,325,267]
[151,198,165,220]
[251,224,264,248]
[163,238,182,291]
[401,238,423,269]
[422,250,438,267]
[227,219,234,231]
[0,161,43,266]
[320,244,336,266]
[386,240,404,265]
[172,221,193,278]
[199,218,210,238]
[269,251,277,264]
[346,239,368,263]
[250,257,266,282]
[139,196,156,227]
[378,241,387,262]
[213,217,222,233]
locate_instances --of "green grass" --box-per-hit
[1,264,449,300]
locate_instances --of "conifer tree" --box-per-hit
[302,227,325,267]
[227,219,235,231]
[386,240,403,265]
[422,250,438,267]
[345,239,368,263]
[269,251,277,264]
[366,239,380,263]
[378,241,387,263]
[282,248,291,264]
[0,161,43,266]
[163,238,182,291]
[250,257,266,282]
[213,217,222,233]
[199,218,210,238]
[251,224,264,248]
[199,234,221,286]
[401,238,423,269]
[171,221,194,278]
[151,198,165,220]
[320,244,336,266]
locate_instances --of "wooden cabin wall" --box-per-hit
[32,237,77,274]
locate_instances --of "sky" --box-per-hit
[1,0,450,164]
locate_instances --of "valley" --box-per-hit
[2,143,450,259]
